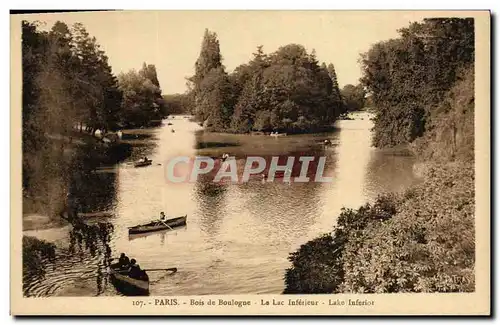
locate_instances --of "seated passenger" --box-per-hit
[128,259,142,279]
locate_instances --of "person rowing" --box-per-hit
[155,212,173,230]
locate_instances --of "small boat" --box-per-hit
[128,215,187,235]
[171,129,175,133]
[109,264,149,295]
[167,122,173,126]
[270,132,287,137]
[134,159,152,168]
[77,211,114,218]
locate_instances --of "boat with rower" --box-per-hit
[134,158,152,168]
[109,263,178,295]
[109,264,149,295]
[128,215,187,235]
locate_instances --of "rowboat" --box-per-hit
[270,132,287,137]
[134,159,152,168]
[128,215,187,235]
[109,265,149,295]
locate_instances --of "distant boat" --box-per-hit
[270,132,287,137]
[128,215,187,235]
[134,159,152,168]
[167,122,173,126]
[171,129,175,133]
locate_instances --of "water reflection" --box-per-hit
[195,174,229,237]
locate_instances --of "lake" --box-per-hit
[23,112,418,296]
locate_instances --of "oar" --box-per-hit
[159,220,174,230]
[144,268,177,273]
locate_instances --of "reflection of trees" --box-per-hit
[68,169,118,213]
[22,236,56,292]
[239,180,324,244]
[194,173,228,236]
[363,150,417,197]
[68,218,114,295]
[68,145,119,213]
[64,150,118,295]
[238,147,336,244]
[23,146,120,296]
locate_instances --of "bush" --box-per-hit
[341,163,474,293]
[284,162,474,294]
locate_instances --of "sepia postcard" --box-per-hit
[10,10,491,316]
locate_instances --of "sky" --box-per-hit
[19,10,436,94]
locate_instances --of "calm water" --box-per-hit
[23,112,417,297]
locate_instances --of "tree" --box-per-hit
[70,23,122,134]
[140,62,165,118]
[140,62,161,88]
[188,33,342,133]
[189,29,225,123]
[117,69,162,127]
[197,67,232,130]
[231,46,268,132]
[326,63,342,104]
[162,93,192,115]
[360,18,474,148]
[284,18,475,295]
[340,84,366,112]
[22,20,49,189]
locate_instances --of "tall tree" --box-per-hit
[140,62,161,88]
[326,63,343,110]
[70,23,122,134]
[140,62,165,118]
[190,29,224,122]
[189,29,231,127]
[231,46,268,132]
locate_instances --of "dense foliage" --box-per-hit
[284,17,475,294]
[162,93,193,115]
[117,63,165,128]
[340,84,366,112]
[284,196,398,293]
[360,18,474,148]
[341,163,474,293]
[410,67,474,162]
[22,21,164,195]
[285,161,475,293]
[188,29,344,133]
